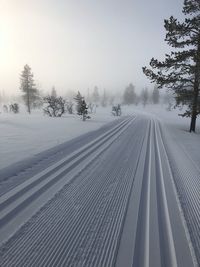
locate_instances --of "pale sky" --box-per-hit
[0,0,184,96]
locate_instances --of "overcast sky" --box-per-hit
[0,0,184,96]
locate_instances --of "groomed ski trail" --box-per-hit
[0,115,198,267]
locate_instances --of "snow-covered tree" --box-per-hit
[80,99,89,121]
[74,91,89,120]
[143,0,200,132]
[141,88,149,107]
[66,101,73,114]
[20,64,39,113]
[3,105,8,113]
[101,89,107,107]
[92,86,100,104]
[152,86,160,104]
[9,103,19,113]
[51,86,57,98]
[43,95,66,117]
[112,104,121,116]
[123,83,136,105]
[74,91,83,115]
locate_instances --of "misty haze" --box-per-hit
[0,0,200,266]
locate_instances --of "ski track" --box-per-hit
[0,115,198,267]
[159,125,200,266]
[0,117,128,196]
[0,116,135,240]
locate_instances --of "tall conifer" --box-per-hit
[20,64,39,113]
[143,0,200,132]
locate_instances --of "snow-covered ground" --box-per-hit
[131,104,200,168]
[0,104,200,266]
[0,107,119,169]
[0,104,200,170]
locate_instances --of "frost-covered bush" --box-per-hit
[9,103,19,113]
[66,101,73,114]
[112,104,121,116]
[43,95,66,117]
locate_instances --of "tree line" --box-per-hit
[16,64,161,117]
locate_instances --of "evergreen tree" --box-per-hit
[143,0,200,132]
[74,91,89,121]
[20,64,39,113]
[152,86,160,104]
[101,89,107,107]
[51,86,57,98]
[141,88,149,107]
[74,91,83,115]
[80,99,89,121]
[92,86,100,104]
[66,101,73,114]
[123,83,136,105]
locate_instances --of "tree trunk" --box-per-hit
[190,80,199,132]
[190,113,196,132]
[27,81,31,114]
[190,39,200,132]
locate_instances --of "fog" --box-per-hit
[0,0,184,97]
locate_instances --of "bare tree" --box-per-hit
[43,95,66,117]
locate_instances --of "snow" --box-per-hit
[0,108,118,169]
[0,104,200,266]
[1,103,200,171]
[129,104,200,168]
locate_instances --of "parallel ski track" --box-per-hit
[0,117,132,197]
[0,117,148,267]
[132,119,152,267]
[0,116,135,230]
[0,117,196,267]
[132,120,178,267]
[0,117,127,196]
[159,124,200,266]
[153,122,178,267]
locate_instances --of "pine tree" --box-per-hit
[141,88,149,107]
[92,86,100,104]
[74,91,83,115]
[101,89,107,107]
[74,91,89,121]
[51,86,57,98]
[20,64,39,113]
[80,99,88,121]
[152,86,160,104]
[123,83,136,105]
[143,0,200,132]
